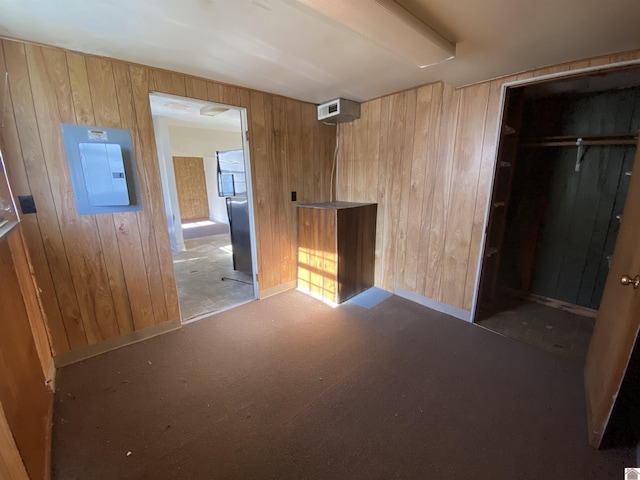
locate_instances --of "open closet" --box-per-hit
[476,65,640,363]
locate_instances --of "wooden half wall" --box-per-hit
[0,38,335,357]
[337,50,640,314]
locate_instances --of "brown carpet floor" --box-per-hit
[51,290,635,480]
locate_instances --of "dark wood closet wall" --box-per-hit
[501,86,640,309]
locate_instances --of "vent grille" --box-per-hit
[317,98,360,124]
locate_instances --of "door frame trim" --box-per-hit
[149,93,260,321]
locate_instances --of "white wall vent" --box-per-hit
[317,98,361,124]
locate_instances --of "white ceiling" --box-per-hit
[149,93,242,131]
[1,0,639,103]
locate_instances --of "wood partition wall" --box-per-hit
[337,50,640,314]
[172,156,210,221]
[0,226,53,480]
[0,38,335,357]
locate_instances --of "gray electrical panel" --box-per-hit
[61,125,141,215]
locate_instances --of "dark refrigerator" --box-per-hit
[217,150,253,277]
[226,197,252,275]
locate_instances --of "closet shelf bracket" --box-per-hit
[575,138,591,172]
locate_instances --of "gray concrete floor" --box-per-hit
[172,233,255,321]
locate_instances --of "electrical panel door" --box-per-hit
[78,142,130,206]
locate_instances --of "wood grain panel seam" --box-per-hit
[17,44,87,348]
[82,56,133,337]
[459,87,492,309]
[0,43,69,354]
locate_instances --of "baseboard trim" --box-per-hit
[394,288,472,322]
[259,280,297,299]
[54,319,182,368]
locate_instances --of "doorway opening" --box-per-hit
[150,93,258,322]
[474,65,640,364]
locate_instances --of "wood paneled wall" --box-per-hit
[173,156,209,221]
[337,50,640,313]
[0,230,53,480]
[0,38,335,356]
[0,400,29,480]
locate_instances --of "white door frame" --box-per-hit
[469,59,640,323]
[149,93,260,306]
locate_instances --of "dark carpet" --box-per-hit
[51,290,635,479]
[182,221,229,240]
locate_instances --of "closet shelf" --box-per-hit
[520,132,637,148]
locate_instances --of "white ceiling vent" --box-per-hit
[317,98,361,124]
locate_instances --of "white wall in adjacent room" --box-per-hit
[169,125,243,225]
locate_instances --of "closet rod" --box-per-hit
[521,139,637,148]
[523,132,637,142]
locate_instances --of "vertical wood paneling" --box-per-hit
[0,400,29,480]
[83,56,136,336]
[352,101,369,201]
[394,89,417,292]
[416,82,444,297]
[111,62,160,331]
[151,70,186,97]
[441,83,491,307]
[374,96,390,287]
[129,64,176,324]
[270,96,291,284]
[7,227,54,380]
[28,46,119,344]
[172,156,209,220]
[0,42,70,354]
[380,92,407,291]
[365,98,381,204]
[300,103,317,204]
[206,81,222,104]
[462,79,504,308]
[285,98,303,281]
[402,84,433,292]
[339,121,353,200]
[5,42,88,350]
[426,83,459,301]
[184,77,208,101]
[0,232,53,480]
[337,50,640,312]
[1,38,334,357]
[248,91,274,289]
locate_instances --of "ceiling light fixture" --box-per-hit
[285,0,455,68]
[200,105,229,117]
[162,102,191,111]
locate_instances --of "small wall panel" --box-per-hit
[173,156,210,221]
